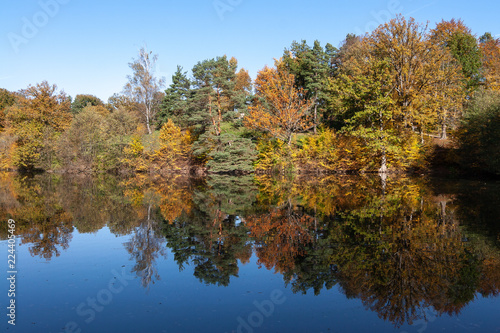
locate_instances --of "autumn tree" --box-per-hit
[7,81,71,170]
[0,88,16,130]
[0,89,16,168]
[479,33,500,91]
[431,19,483,97]
[57,105,136,172]
[107,93,139,113]
[333,16,464,171]
[245,59,314,145]
[124,46,165,134]
[455,89,500,175]
[61,107,106,168]
[333,34,360,71]
[155,119,192,170]
[369,16,464,139]
[333,54,401,173]
[327,34,363,129]
[0,89,15,109]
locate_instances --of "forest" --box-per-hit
[1,16,499,176]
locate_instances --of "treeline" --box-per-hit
[1,16,499,175]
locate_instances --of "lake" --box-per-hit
[1,172,499,333]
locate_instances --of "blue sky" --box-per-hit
[1,0,499,102]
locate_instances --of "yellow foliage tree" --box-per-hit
[155,119,191,170]
[333,16,463,172]
[122,136,149,172]
[367,16,464,139]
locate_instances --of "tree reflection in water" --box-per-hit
[0,174,73,260]
[124,203,167,289]
[1,172,499,327]
[162,175,256,286]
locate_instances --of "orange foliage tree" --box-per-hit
[245,59,314,145]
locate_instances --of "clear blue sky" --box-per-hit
[1,0,499,102]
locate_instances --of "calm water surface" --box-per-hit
[0,173,499,333]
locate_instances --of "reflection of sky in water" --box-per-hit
[1,225,498,333]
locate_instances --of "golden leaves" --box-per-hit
[156,119,192,169]
[122,119,192,173]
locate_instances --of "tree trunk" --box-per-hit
[441,122,447,140]
[217,86,222,136]
[378,110,387,174]
[379,152,388,174]
[313,103,317,134]
[208,94,220,136]
[440,200,447,225]
[380,172,387,196]
[146,113,152,135]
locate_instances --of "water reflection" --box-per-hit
[162,175,255,286]
[0,174,73,259]
[1,172,499,328]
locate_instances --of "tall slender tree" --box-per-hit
[124,47,165,134]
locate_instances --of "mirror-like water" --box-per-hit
[1,173,499,333]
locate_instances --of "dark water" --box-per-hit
[0,173,499,333]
